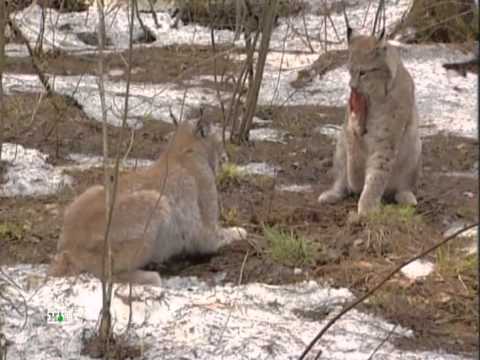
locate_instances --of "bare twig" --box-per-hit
[132,0,154,42]
[372,0,386,36]
[147,0,160,28]
[366,324,398,360]
[238,249,250,285]
[35,0,46,53]
[237,0,278,142]
[96,0,114,354]
[298,222,479,360]
[0,0,6,161]
[210,24,228,146]
[8,18,54,96]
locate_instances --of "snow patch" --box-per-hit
[444,222,478,239]
[10,0,411,55]
[63,153,155,171]
[1,264,470,360]
[238,162,280,177]
[277,184,314,193]
[0,143,71,197]
[2,73,226,128]
[249,128,288,144]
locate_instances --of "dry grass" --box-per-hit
[396,0,479,44]
[356,205,423,256]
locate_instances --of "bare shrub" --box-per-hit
[394,0,479,43]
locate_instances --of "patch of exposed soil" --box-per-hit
[5,45,241,85]
[2,93,175,163]
[0,96,478,355]
[81,332,143,360]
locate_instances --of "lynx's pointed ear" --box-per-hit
[169,106,179,127]
[347,26,353,43]
[342,0,354,44]
[347,28,361,45]
[194,115,210,138]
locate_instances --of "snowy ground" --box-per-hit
[0,265,471,360]
[1,0,478,359]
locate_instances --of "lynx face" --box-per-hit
[190,122,228,174]
[347,34,395,99]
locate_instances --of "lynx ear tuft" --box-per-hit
[377,28,387,47]
[347,28,361,45]
[194,117,210,138]
[347,26,353,43]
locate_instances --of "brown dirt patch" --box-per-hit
[5,45,241,85]
[0,95,477,355]
[2,92,175,163]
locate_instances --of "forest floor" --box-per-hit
[1,44,478,355]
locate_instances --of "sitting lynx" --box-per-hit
[318,28,422,215]
[48,119,247,286]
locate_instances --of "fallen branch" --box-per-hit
[298,222,479,360]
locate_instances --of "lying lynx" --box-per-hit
[48,119,246,286]
[318,28,422,215]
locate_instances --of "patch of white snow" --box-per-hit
[238,162,280,177]
[0,143,71,197]
[0,264,472,360]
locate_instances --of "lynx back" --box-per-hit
[48,119,246,286]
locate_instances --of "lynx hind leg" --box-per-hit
[318,131,348,204]
[394,190,417,206]
[48,252,79,277]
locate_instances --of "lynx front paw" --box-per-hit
[357,195,381,216]
[221,227,247,245]
[318,189,344,204]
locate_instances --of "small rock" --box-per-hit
[293,268,302,275]
[401,260,434,280]
[353,238,364,247]
[463,191,474,199]
[314,124,341,139]
[131,67,143,74]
